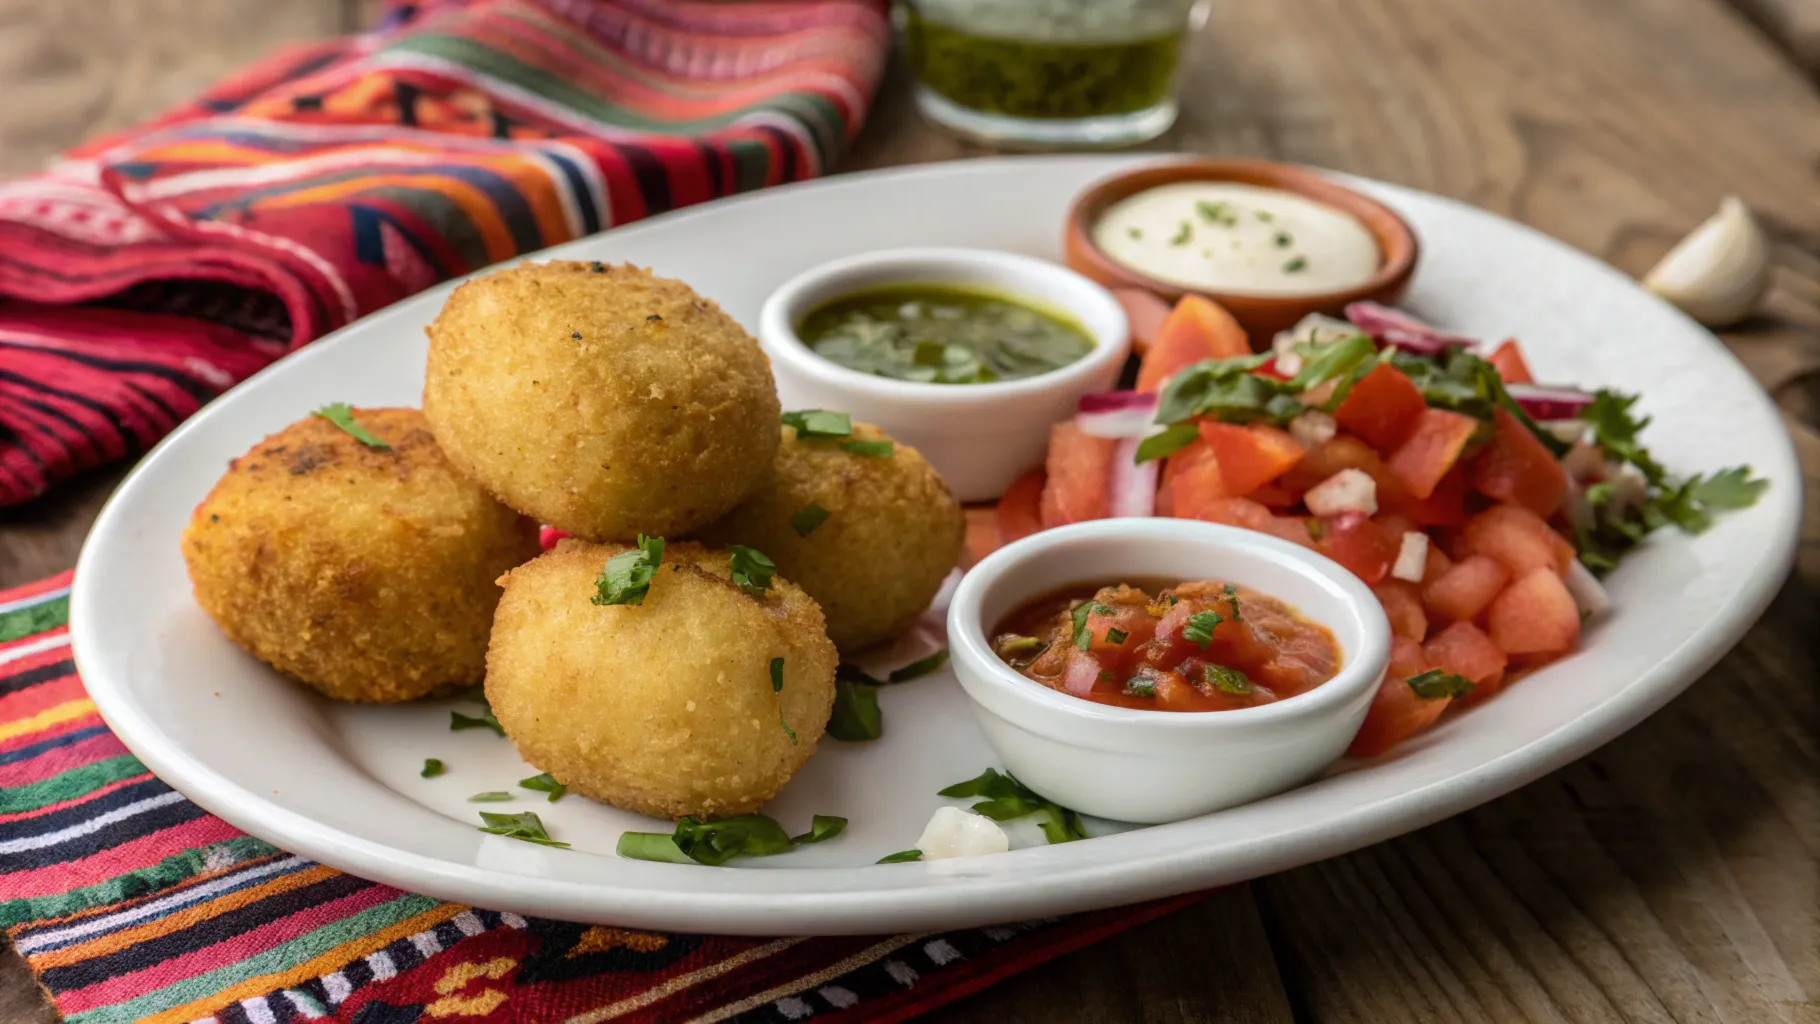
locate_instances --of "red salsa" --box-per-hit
[992,579,1341,711]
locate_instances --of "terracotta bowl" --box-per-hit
[1064,159,1419,346]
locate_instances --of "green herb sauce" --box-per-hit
[902,7,1186,120]
[798,284,1095,385]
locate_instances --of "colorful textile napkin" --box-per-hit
[0,0,889,507]
[0,572,1202,1023]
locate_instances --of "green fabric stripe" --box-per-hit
[72,894,442,1023]
[1,838,280,929]
[390,34,839,140]
[0,755,145,815]
[0,594,69,643]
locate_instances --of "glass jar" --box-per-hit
[899,0,1210,149]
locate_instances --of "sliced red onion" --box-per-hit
[1107,437,1159,518]
[1506,383,1595,421]
[538,525,571,552]
[1344,301,1480,354]
[1076,390,1159,439]
[1564,558,1609,618]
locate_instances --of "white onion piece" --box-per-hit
[1563,558,1609,619]
[1544,420,1590,446]
[1062,650,1100,696]
[1271,331,1306,377]
[1305,469,1378,517]
[1076,391,1159,439]
[916,807,1010,860]
[1391,532,1429,582]
[1289,410,1337,449]
[1107,437,1159,517]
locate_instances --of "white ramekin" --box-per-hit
[757,247,1130,502]
[947,518,1391,824]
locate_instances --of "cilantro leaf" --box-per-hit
[518,772,567,802]
[1134,422,1200,464]
[878,849,924,863]
[615,833,697,864]
[938,768,1088,844]
[468,791,513,802]
[478,810,569,847]
[421,758,446,778]
[450,709,504,736]
[791,815,848,845]
[728,545,776,598]
[791,503,831,536]
[1406,669,1474,700]
[888,648,949,682]
[769,656,785,693]
[827,673,883,741]
[1287,334,1375,392]
[1123,677,1156,698]
[312,403,390,449]
[592,535,664,606]
[1579,390,1665,482]
[782,410,853,438]
[1203,664,1253,694]
[1182,610,1222,648]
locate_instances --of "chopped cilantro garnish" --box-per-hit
[478,810,568,847]
[840,439,894,459]
[790,503,831,536]
[1274,231,1293,247]
[1196,200,1238,226]
[888,649,949,682]
[1283,255,1308,273]
[450,709,504,737]
[770,656,786,693]
[781,409,853,438]
[728,545,776,598]
[878,849,924,863]
[312,403,390,449]
[592,534,664,606]
[1105,628,1129,646]
[940,768,1088,844]
[791,815,848,845]
[1127,227,1143,240]
[1203,664,1253,695]
[1406,669,1474,700]
[468,791,513,802]
[614,833,695,864]
[828,668,883,741]
[1071,602,1111,650]
[518,772,567,802]
[618,813,845,866]
[1123,678,1156,698]
[589,261,605,272]
[1170,221,1192,246]
[1223,583,1243,621]
[421,758,446,778]
[1182,610,1222,648]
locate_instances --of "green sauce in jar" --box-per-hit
[797,284,1095,385]
[902,4,1188,120]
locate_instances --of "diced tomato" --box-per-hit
[1251,483,1296,507]
[1282,436,1391,499]
[1315,511,1397,584]
[1136,295,1252,392]
[1374,580,1428,641]
[1187,495,1277,532]
[1387,409,1481,499]
[1488,339,1535,385]
[1197,422,1304,496]
[1424,620,1508,698]
[1267,515,1318,548]
[996,469,1045,546]
[1334,364,1427,452]
[1486,568,1581,655]
[1471,408,1568,518]
[1348,637,1450,757]
[1421,554,1511,622]
[1421,543,1454,587]
[1113,288,1172,357]
[1085,603,1160,672]
[1462,504,1575,577]
[1382,466,1469,527]
[1039,423,1115,528]
[1161,438,1228,519]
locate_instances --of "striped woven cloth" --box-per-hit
[0,0,889,507]
[1,571,1202,1023]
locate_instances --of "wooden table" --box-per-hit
[3,1,1817,1021]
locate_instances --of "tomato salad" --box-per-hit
[994,579,1341,712]
[977,295,1766,756]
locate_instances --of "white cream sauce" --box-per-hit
[1091,181,1381,296]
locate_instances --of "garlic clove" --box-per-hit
[1643,195,1772,327]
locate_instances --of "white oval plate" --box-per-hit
[72,156,1800,936]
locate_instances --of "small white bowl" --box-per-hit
[757,247,1130,502]
[947,518,1391,824]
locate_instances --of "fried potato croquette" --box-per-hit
[696,422,964,652]
[423,261,781,541]
[487,540,836,819]
[182,408,540,702]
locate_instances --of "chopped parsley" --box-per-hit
[1170,220,1193,246]
[1255,210,1276,222]
[1274,231,1293,247]
[828,667,883,741]
[646,314,663,322]
[1127,227,1143,240]
[1283,255,1308,273]
[878,849,925,863]
[1406,669,1474,700]
[781,409,853,438]
[940,768,1087,844]
[420,758,446,778]
[840,439,894,459]
[1196,200,1238,226]
[790,503,831,536]
[1105,628,1129,646]
[728,545,776,598]
[478,810,568,847]
[1182,610,1223,648]
[1071,601,1111,650]
[770,656,786,693]
[450,708,504,736]
[468,791,513,802]
[888,648,949,682]
[1203,664,1253,695]
[312,403,390,449]
[589,261,605,272]
[592,534,664,606]
[1123,678,1156,698]
[617,813,846,865]
[518,772,567,802]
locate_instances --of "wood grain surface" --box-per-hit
[1,1,1816,1022]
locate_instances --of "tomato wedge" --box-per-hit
[1197,422,1304,496]
[1387,408,1480,499]
[1039,422,1116,527]
[1488,339,1535,384]
[1136,295,1251,393]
